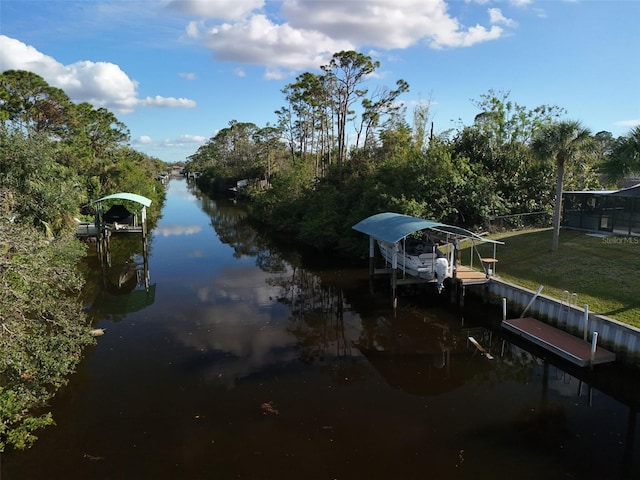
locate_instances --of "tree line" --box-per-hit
[186,50,640,255]
[0,70,167,450]
[2,50,639,449]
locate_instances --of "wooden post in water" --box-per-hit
[583,304,589,341]
[366,237,375,294]
[590,331,599,365]
[368,237,375,278]
[449,278,458,306]
[502,298,507,322]
[391,243,398,309]
[453,238,460,273]
[141,205,147,240]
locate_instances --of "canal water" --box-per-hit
[3,178,639,480]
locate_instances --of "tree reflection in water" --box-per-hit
[4,179,637,480]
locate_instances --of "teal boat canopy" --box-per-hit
[92,192,152,208]
[352,212,502,245]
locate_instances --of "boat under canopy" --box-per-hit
[352,212,500,245]
[91,192,152,232]
[352,212,503,294]
[102,204,135,225]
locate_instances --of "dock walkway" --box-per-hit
[455,266,490,285]
[503,316,616,367]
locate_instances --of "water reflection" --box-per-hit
[206,185,640,477]
[184,180,639,479]
[83,234,156,319]
[357,316,495,396]
[3,178,638,480]
[171,263,300,388]
[154,225,202,236]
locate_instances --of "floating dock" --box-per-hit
[503,316,616,367]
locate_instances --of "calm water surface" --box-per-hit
[3,178,639,480]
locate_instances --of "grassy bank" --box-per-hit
[465,228,640,328]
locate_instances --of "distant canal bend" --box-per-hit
[3,177,639,480]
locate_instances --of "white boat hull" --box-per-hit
[377,240,453,291]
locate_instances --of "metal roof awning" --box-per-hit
[91,192,152,208]
[564,183,640,198]
[563,190,616,195]
[608,183,640,197]
[352,212,503,245]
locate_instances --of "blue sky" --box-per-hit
[1,0,639,164]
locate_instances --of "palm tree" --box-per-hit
[531,120,595,251]
[601,126,640,182]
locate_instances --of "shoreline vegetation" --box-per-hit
[1,71,167,451]
[2,51,639,452]
[183,51,638,332]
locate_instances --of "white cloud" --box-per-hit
[132,133,206,152]
[282,0,472,49]
[428,22,503,49]
[264,68,289,81]
[201,14,353,72]
[140,96,197,108]
[489,8,517,27]
[179,134,207,143]
[67,61,140,112]
[165,0,264,21]
[180,72,198,80]
[0,35,196,114]
[466,0,531,6]
[0,35,58,73]
[283,0,505,49]
[186,20,202,38]
[510,0,533,7]
[614,119,640,128]
[184,0,508,75]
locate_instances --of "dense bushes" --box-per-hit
[0,71,168,451]
[0,219,93,450]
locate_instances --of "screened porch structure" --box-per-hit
[562,183,640,236]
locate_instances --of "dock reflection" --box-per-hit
[86,235,155,319]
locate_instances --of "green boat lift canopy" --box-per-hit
[85,192,152,239]
[352,212,502,245]
[91,192,152,208]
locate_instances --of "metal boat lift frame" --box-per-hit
[352,212,503,306]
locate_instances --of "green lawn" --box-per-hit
[462,228,640,328]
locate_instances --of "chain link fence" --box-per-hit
[488,211,553,232]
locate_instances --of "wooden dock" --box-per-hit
[503,317,616,367]
[76,223,143,239]
[455,266,490,285]
[376,265,490,287]
[76,222,100,238]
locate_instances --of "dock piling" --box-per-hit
[502,298,507,322]
[583,304,589,341]
[590,332,599,364]
[368,237,375,278]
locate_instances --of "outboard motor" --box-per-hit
[435,257,449,293]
